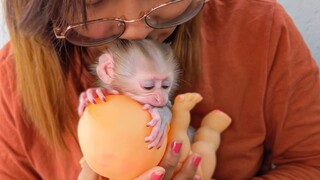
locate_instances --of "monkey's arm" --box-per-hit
[143,105,172,149]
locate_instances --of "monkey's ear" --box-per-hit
[96,53,115,84]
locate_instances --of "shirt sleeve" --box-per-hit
[0,43,40,179]
[254,3,320,179]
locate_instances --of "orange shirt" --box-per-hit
[1,0,320,179]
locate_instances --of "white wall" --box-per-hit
[278,0,320,64]
[0,1,319,63]
[0,2,8,48]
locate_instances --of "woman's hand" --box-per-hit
[158,141,202,180]
[78,161,107,180]
[78,160,166,180]
[129,141,202,180]
[78,140,201,180]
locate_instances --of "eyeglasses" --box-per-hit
[53,0,205,47]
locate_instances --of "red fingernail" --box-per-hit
[193,155,201,167]
[151,171,164,180]
[171,141,182,154]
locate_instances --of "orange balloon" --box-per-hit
[78,95,167,179]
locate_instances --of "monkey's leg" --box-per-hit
[191,110,231,180]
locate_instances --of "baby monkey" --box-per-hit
[78,39,180,149]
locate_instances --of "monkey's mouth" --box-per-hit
[130,95,167,107]
[148,100,167,107]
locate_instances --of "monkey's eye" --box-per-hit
[140,81,155,91]
[162,80,171,90]
[143,86,155,90]
[162,85,170,89]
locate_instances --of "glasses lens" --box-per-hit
[65,19,125,47]
[146,0,204,28]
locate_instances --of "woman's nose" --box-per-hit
[119,20,154,40]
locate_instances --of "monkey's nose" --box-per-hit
[156,97,162,103]
[155,95,165,106]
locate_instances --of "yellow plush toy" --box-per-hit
[78,93,231,180]
[169,93,231,179]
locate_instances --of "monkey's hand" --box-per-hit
[143,105,172,149]
[78,87,119,116]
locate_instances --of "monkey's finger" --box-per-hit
[155,118,169,148]
[78,92,87,104]
[96,88,106,102]
[148,126,163,150]
[142,104,152,110]
[77,103,87,116]
[146,117,160,127]
[156,126,167,149]
[145,128,157,143]
[109,89,120,95]
[98,87,108,95]
[102,87,118,95]
[78,93,88,115]
[146,109,161,126]
[146,121,161,147]
[145,120,160,142]
[77,106,83,116]
[86,89,97,104]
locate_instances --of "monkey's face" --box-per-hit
[139,79,171,107]
[121,71,173,107]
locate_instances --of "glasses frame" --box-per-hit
[53,0,205,46]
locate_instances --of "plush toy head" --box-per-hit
[78,95,167,179]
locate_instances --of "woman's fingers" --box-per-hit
[133,167,165,180]
[158,141,183,180]
[78,161,108,180]
[172,153,202,180]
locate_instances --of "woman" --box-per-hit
[1,0,320,179]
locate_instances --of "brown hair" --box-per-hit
[3,0,202,150]
[172,13,202,85]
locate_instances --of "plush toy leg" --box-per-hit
[191,110,231,180]
[169,93,203,175]
[170,93,231,179]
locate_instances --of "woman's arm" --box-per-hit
[254,3,320,179]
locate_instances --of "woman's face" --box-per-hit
[70,0,193,43]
